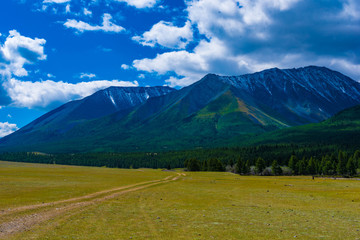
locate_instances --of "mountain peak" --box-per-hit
[2,66,360,153]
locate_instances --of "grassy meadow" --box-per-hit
[0,161,172,209]
[0,161,359,239]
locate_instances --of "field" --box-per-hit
[0,161,359,239]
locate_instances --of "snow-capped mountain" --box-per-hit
[1,86,174,143]
[219,66,360,124]
[66,86,175,121]
[1,66,360,153]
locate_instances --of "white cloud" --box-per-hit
[134,37,244,86]
[0,30,46,77]
[64,13,124,33]
[121,64,130,70]
[65,4,71,13]
[43,0,71,3]
[47,73,55,78]
[187,0,299,39]
[138,74,145,79]
[83,8,92,16]
[79,72,96,79]
[0,122,18,138]
[44,0,70,3]
[132,0,360,86]
[133,21,193,49]
[115,0,159,8]
[3,78,139,109]
[340,0,360,20]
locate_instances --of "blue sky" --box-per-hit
[0,0,359,137]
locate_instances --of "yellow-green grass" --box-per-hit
[4,165,359,240]
[0,161,172,210]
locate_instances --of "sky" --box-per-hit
[0,0,359,137]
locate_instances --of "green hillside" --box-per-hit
[247,104,360,147]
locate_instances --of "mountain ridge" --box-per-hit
[1,66,360,153]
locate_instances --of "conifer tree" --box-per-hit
[288,155,298,174]
[346,157,357,176]
[208,158,224,172]
[201,160,208,171]
[271,160,282,176]
[186,158,201,171]
[244,160,251,175]
[255,157,266,175]
[353,150,360,169]
[307,157,316,175]
[337,151,347,175]
[322,155,333,175]
[236,157,244,174]
[297,158,307,175]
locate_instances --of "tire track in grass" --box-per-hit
[0,173,182,239]
[1,175,175,217]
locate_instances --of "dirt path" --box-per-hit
[0,172,183,239]
[1,174,175,217]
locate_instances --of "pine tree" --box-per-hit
[353,150,360,169]
[236,157,244,174]
[186,158,201,171]
[228,159,234,167]
[322,155,333,175]
[255,157,266,175]
[201,160,208,171]
[346,157,357,176]
[271,160,282,176]
[337,151,347,176]
[297,158,307,175]
[244,160,251,175]
[307,157,316,175]
[288,155,298,175]
[208,158,224,172]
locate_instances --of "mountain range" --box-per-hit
[1,66,360,153]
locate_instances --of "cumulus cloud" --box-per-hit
[79,72,96,79]
[121,64,130,70]
[83,8,92,16]
[134,37,246,87]
[0,30,46,77]
[3,78,139,109]
[64,13,124,33]
[115,0,159,9]
[43,0,71,3]
[0,30,138,110]
[133,21,193,49]
[0,122,19,138]
[133,0,360,86]
[65,4,71,13]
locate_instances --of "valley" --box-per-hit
[0,161,359,239]
[1,1,359,239]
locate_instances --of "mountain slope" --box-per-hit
[0,86,175,148]
[220,66,360,124]
[1,66,360,153]
[245,104,360,147]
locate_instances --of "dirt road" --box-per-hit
[0,172,183,239]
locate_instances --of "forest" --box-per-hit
[0,143,359,176]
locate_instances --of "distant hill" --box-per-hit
[246,104,360,147]
[1,66,360,153]
[0,86,175,151]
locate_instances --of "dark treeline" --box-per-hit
[0,144,359,176]
[185,149,360,177]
